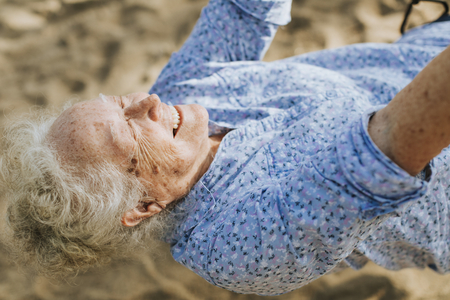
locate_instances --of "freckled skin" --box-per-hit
[369,46,450,175]
[47,93,223,225]
[152,167,160,175]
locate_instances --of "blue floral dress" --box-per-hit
[149,0,450,295]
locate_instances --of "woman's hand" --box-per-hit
[369,45,450,176]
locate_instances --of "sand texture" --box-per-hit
[1,0,450,299]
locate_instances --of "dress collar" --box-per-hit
[208,119,234,136]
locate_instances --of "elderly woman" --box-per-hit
[2,0,450,296]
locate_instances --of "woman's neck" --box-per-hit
[192,133,226,185]
[209,132,226,157]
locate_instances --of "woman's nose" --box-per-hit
[124,94,161,121]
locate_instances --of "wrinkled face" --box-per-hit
[47,93,212,204]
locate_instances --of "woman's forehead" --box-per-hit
[48,97,133,166]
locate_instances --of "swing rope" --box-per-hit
[401,0,449,34]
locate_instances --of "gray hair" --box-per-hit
[0,106,170,279]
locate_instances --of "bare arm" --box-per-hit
[369,45,450,176]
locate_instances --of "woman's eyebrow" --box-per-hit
[100,94,124,109]
[118,96,127,108]
[111,95,125,109]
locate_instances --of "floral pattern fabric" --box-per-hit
[149,0,450,295]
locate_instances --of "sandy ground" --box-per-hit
[1,0,450,299]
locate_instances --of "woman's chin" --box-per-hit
[175,104,209,139]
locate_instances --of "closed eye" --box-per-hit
[115,97,137,140]
[114,96,140,141]
[126,119,138,141]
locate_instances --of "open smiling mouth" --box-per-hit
[169,106,180,137]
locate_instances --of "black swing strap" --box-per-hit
[401,0,449,34]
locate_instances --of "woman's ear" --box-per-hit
[121,201,165,227]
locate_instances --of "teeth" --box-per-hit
[169,106,180,131]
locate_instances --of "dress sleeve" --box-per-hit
[171,109,430,296]
[177,0,291,63]
[150,0,291,95]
